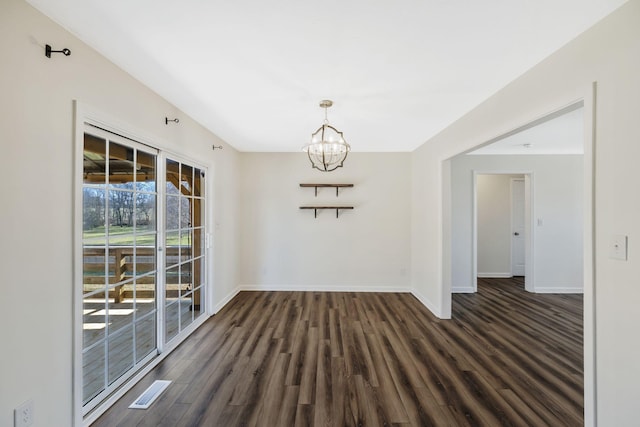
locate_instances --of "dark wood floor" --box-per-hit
[91,277,583,426]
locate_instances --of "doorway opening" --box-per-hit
[449,103,584,295]
[444,99,588,421]
[473,173,532,292]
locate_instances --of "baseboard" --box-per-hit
[410,289,444,318]
[534,286,584,294]
[477,272,513,278]
[452,287,475,293]
[237,284,411,293]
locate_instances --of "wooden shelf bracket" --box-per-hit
[299,206,354,218]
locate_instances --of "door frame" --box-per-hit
[510,177,526,277]
[73,101,214,426]
[472,172,534,292]
[441,90,595,425]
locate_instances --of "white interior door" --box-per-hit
[511,178,525,276]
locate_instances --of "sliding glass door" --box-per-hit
[78,124,208,416]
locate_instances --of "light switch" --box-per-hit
[610,235,628,261]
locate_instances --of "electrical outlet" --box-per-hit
[14,399,33,427]
[610,234,628,261]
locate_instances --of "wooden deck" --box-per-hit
[91,277,583,426]
[83,298,201,405]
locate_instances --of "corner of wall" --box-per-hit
[212,286,242,314]
[411,289,447,319]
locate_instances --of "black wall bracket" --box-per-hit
[45,44,71,58]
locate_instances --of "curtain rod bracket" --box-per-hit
[45,44,71,58]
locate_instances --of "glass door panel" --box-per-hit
[81,129,158,411]
[164,157,206,344]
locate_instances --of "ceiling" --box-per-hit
[26,0,625,152]
[468,105,584,155]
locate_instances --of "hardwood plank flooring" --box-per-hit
[91,277,583,426]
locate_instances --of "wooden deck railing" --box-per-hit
[83,246,196,302]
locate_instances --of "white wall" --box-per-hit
[211,147,242,311]
[411,1,640,424]
[2,0,639,424]
[450,156,583,293]
[476,174,520,278]
[239,152,411,290]
[0,1,240,425]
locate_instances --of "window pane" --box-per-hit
[107,243,133,287]
[193,168,203,197]
[83,188,106,233]
[83,298,106,349]
[192,287,203,319]
[181,164,193,196]
[135,193,156,233]
[109,141,134,189]
[108,231,135,246]
[166,266,180,298]
[180,295,194,330]
[83,342,105,405]
[136,151,156,192]
[109,189,135,229]
[180,196,192,228]
[83,188,107,291]
[107,298,134,335]
[180,261,192,293]
[134,243,155,276]
[193,257,204,287]
[165,232,180,268]
[165,301,179,342]
[192,197,203,227]
[84,134,107,186]
[166,159,180,195]
[135,315,156,363]
[166,195,179,230]
[107,327,134,384]
[108,234,132,252]
[83,246,106,291]
[135,286,156,317]
[180,229,192,263]
[165,230,180,247]
[192,228,204,257]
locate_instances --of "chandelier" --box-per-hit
[303,100,351,172]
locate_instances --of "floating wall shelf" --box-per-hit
[299,183,355,218]
[300,183,353,197]
[299,206,354,218]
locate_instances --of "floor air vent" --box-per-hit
[129,380,171,409]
